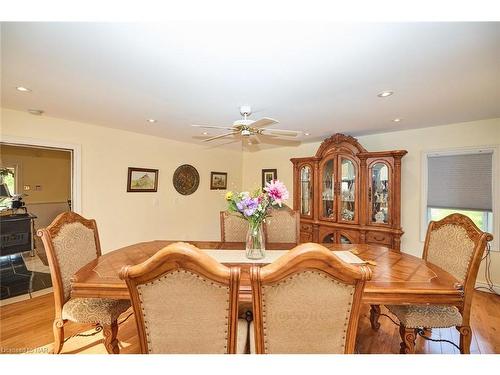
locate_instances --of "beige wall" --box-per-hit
[1,108,243,252]
[2,107,498,287]
[0,145,71,204]
[242,118,500,285]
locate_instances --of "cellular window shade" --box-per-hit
[427,152,493,211]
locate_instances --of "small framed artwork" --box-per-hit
[262,169,277,188]
[210,172,227,190]
[127,167,159,192]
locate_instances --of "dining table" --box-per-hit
[70,240,464,329]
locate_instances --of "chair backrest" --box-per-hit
[422,213,493,316]
[250,243,372,354]
[220,211,247,242]
[37,211,101,312]
[264,205,300,244]
[120,242,241,354]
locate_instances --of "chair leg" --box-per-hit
[399,324,417,354]
[103,322,120,354]
[457,325,472,354]
[369,305,381,331]
[52,319,65,354]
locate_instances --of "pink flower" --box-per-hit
[264,180,289,207]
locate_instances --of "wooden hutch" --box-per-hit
[291,133,407,250]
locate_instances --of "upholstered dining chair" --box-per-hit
[119,242,245,354]
[250,242,372,353]
[220,211,248,242]
[37,211,131,354]
[385,213,493,354]
[264,205,300,244]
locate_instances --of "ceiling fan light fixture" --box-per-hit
[147,118,157,123]
[304,132,310,136]
[393,118,402,122]
[16,86,31,92]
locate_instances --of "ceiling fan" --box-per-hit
[191,106,302,145]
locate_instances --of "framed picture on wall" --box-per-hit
[261,169,277,188]
[210,172,227,190]
[127,167,159,192]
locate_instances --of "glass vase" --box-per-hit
[246,221,266,260]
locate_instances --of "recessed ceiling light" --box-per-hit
[147,119,156,123]
[393,118,402,122]
[202,132,208,135]
[304,132,310,136]
[27,109,44,116]
[377,91,394,98]
[16,86,31,92]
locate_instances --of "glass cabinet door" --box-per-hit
[321,159,335,219]
[322,233,335,243]
[370,162,390,224]
[339,157,356,222]
[300,165,312,216]
[339,234,352,244]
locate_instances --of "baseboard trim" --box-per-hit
[475,281,500,294]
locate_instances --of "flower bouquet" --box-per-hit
[225,180,289,259]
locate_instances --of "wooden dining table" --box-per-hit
[71,240,464,311]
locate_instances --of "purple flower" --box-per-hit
[237,197,259,217]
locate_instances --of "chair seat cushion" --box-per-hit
[387,304,463,328]
[62,298,131,325]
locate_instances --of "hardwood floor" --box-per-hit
[1,291,499,354]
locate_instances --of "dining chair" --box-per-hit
[264,205,300,244]
[250,242,372,353]
[37,211,131,354]
[220,211,248,242]
[119,242,244,354]
[385,213,493,354]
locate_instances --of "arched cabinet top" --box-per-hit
[315,133,367,158]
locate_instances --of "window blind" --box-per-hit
[427,152,493,211]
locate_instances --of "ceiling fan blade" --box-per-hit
[191,124,235,131]
[203,138,242,150]
[250,117,279,128]
[261,128,302,137]
[202,132,239,142]
[258,137,302,147]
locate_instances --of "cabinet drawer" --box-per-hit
[366,231,392,246]
[300,223,313,232]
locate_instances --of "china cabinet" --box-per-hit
[291,133,407,250]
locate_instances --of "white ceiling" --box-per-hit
[1,22,499,149]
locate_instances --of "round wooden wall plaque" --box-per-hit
[172,164,200,195]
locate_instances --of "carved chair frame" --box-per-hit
[398,213,493,354]
[37,211,120,354]
[250,242,372,354]
[119,242,241,354]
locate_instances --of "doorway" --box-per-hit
[0,143,73,304]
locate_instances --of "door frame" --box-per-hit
[0,135,82,213]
